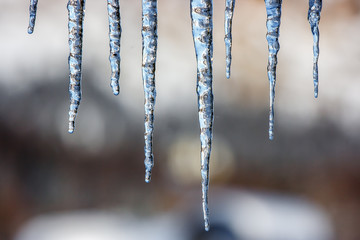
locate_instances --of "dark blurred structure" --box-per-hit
[1,0,360,239]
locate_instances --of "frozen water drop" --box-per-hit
[67,0,86,134]
[191,0,214,231]
[28,0,39,34]
[142,0,158,183]
[224,0,235,79]
[107,0,122,95]
[308,0,322,98]
[264,0,282,140]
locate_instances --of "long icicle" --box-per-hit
[224,0,235,79]
[264,0,282,140]
[190,0,214,231]
[67,0,86,134]
[142,0,158,183]
[308,0,322,98]
[28,0,39,34]
[107,0,121,95]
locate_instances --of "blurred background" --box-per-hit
[1,0,360,239]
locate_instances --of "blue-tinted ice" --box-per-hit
[24,0,327,231]
[191,0,214,231]
[67,0,86,134]
[28,0,39,34]
[308,0,322,98]
[264,0,282,140]
[107,0,121,95]
[224,0,235,79]
[142,0,158,183]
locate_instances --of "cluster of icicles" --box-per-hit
[27,0,322,231]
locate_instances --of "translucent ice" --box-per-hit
[107,0,121,95]
[264,0,282,140]
[28,0,39,34]
[308,0,322,98]
[142,0,158,183]
[191,0,214,231]
[224,0,235,79]
[67,0,86,134]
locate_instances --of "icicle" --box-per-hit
[142,0,158,183]
[190,0,214,231]
[264,0,282,140]
[224,0,235,79]
[67,0,86,134]
[28,0,39,34]
[308,0,322,98]
[107,0,121,95]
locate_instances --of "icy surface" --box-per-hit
[264,0,282,140]
[224,0,235,79]
[28,0,38,34]
[308,0,322,98]
[107,0,121,95]
[191,0,214,231]
[142,0,158,183]
[67,0,86,134]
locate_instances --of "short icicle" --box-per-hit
[67,0,86,134]
[107,0,122,95]
[142,0,158,183]
[308,0,322,98]
[190,0,214,231]
[264,0,282,140]
[28,0,39,34]
[224,0,235,79]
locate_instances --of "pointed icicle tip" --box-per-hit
[145,170,151,183]
[107,0,122,96]
[68,122,75,134]
[204,218,210,231]
[142,0,158,182]
[112,85,120,96]
[224,0,235,79]
[264,0,282,141]
[28,0,38,34]
[308,0,322,99]
[191,0,214,232]
[226,71,230,79]
[67,0,85,137]
[269,131,274,140]
[27,27,34,34]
